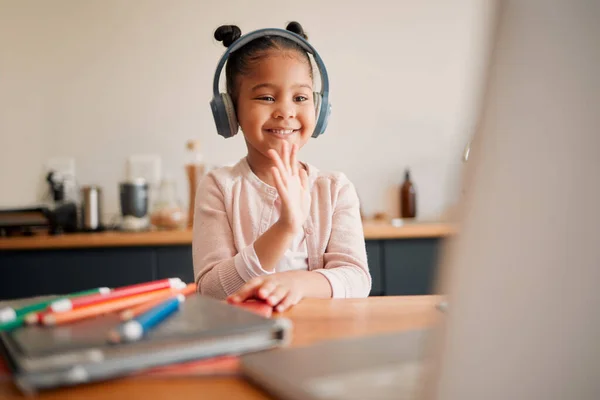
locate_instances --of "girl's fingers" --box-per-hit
[299,168,309,190]
[268,149,289,186]
[282,141,291,174]
[290,144,298,176]
[257,281,278,301]
[266,285,289,307]
[227,278,264,303]
[267,148,282,166]
[271,167,290,204]
[275,292,302,312]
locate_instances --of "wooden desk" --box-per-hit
[0,296,440,399]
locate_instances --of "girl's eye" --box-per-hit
[257,96,275,102]
[295,95,309,102]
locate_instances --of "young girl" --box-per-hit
[193,22,371,312]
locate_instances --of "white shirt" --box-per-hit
[270,196,309,272]
[235,195,309,279]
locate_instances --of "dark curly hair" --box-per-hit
[214,21,313,101]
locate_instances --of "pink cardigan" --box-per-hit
[192,157,371,299]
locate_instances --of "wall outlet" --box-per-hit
[126,154,162,186]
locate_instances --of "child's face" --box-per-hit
[235,51,316,159]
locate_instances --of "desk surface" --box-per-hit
[0,296,440,399]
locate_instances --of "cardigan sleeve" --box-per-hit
[314,175,372,298]
[192,173,266,299]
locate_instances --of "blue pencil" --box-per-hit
[108,294,184,343]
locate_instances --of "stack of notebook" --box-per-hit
[0,283,291,394]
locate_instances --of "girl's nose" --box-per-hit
[273,100,296,119]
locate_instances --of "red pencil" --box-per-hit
[48,278,185,313]
[232,301,273,318]
[42,288,182,326]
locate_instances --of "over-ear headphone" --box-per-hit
[210,28,331,139]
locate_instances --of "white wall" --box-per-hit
[0,0,494,222]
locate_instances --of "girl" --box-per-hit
[193,22,371,312]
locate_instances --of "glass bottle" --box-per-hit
[400,169,417,219]
[185,140,205,229]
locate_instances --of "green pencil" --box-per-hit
[0,315,27,332]
[0,287,111,326]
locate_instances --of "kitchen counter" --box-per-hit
[0,221,455,251]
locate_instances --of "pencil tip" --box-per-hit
[24,313,38,325]
[107,330,121,344]
[42,315,55,326]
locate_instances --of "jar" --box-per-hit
[150,177,186,230]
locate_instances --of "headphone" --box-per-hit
[210,28,331,139]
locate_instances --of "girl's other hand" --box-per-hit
[226,271,308,312]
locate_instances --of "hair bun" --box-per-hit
[286,21,308,40]
[214,25,242,47]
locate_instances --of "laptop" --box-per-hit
[240,2,600,399]
[242,330,430,400]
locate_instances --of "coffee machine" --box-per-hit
[119,179,150,231]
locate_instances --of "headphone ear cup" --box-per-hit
[313,92,322,118]
[222,94,239,137]
[312,92,330,138]
[210,93,238,138]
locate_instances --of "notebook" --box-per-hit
[0,294,291,394]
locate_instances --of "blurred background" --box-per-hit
[0,0,495,224]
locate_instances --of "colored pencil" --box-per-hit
[108,294,184,343]
[119,283,196,321]
[41,287,183,326]
[233,301,273,318]
[0,287,111,325]
[0,315,27,332]
[49,278,183,313]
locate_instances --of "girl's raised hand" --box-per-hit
[268,141,311,234]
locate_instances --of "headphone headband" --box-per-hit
[210,28,331,139]
[212,28,329,101]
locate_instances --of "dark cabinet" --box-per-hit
[383,239,441,295]
[0,239,442,300]
[156,247,195,283]
[366,241,383,296]
[0,248,156,300]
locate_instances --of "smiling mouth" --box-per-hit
[264,128,301,136]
